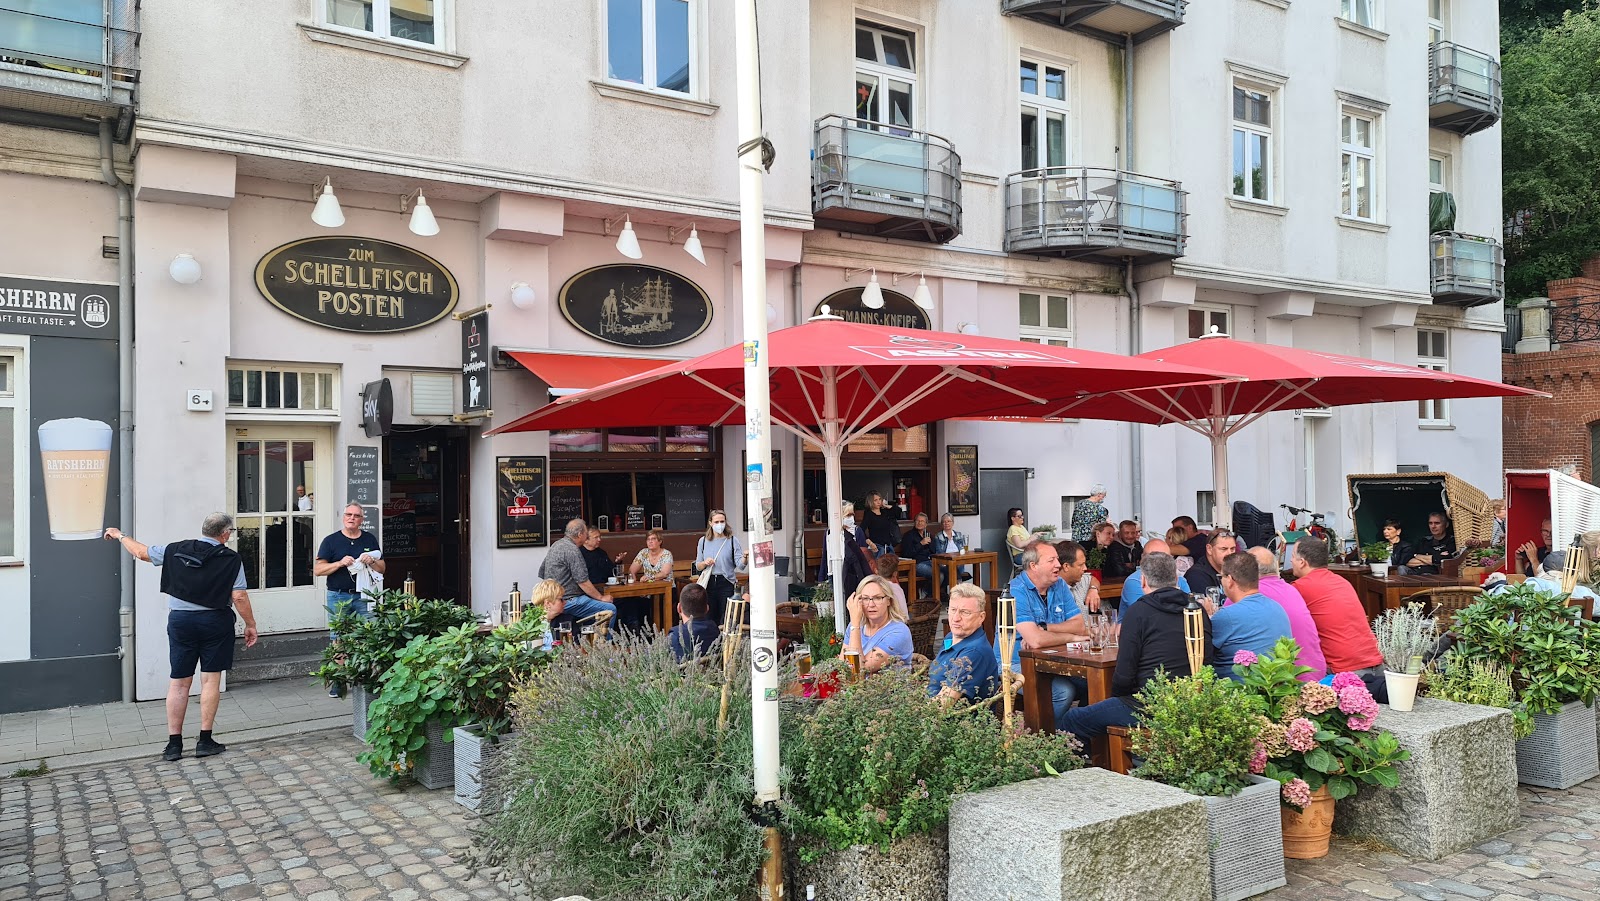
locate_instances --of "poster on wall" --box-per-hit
[946,444,979,516]
[461,312,490,414]
[496,456,547,548]
[741,450,781,532]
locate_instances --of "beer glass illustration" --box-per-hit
[38,418,113,540]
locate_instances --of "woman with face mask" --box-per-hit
[817,500,873,589]
[695,510,747,625]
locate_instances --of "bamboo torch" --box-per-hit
[1561,536,1588,595]
[718,593,749,733]
[1183,596,1207,676]
[996,588,1017,739]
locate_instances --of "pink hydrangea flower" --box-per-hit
[1248,743,1268,775]
[1300,682,1338,715]
[1281,777,1313,809]
[1347,713,1376,732]
[1337,683,1380,720]
[1233,650,1259,668]
[1330,672,1363,691]
[1285,717,1319,752]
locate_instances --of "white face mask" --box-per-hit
[843,515,855,528]
[713,522,726,535]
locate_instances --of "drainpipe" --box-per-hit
[1123,34,1144,526]
[791,264,806,569]
[100,118,135,704]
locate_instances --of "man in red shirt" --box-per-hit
[1289,537,1388,703]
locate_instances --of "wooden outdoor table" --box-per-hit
[1327,565,1370,598]
[1020,644,1119,767]
[930,550,1000,599]
[605,578,675,629]
[1357,573,1471,620]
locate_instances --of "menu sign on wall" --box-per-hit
[558,264,712,348]
[815,287,930,330]
[254,237,459,333]
[347,445,381,532]
[497,456,547,548]
[461,311,490,414]
[0,275,117,339]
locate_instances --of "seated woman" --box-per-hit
[1381,517,1416,572]
[629,528,675,582]
[873,552,911,620]
[1005,507,1031,568]
[1165,527,1194,579]
[844,574,915,674]
[1090,522,1116,568]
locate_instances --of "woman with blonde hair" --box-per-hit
[844,574,914,674]
[1164,526,1194,579]
[529,578,565,618]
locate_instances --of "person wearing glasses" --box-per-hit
[1517,518,1553,577]
[314,502,385,698]
[843,575,914,674]
[929,582,1000,704]
[1182,529,1237,596]
[1005,507,1031,568]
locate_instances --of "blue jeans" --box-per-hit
[325,591,369,639]
[1059,697,1138,747]
[564,595,618,623]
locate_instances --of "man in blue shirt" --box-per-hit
[1119,538,1190,607]
[929,583,1000,703]
[1210,551,1293,680]
[1001,540,1089,723]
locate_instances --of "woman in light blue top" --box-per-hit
[844,574,915,674]
[695,509,747,626]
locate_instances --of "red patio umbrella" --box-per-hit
[980,334,1547,522]
[490,316,1231,615]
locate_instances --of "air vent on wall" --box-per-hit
[411,372,455,416]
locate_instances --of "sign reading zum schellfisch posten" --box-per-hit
[254,237,459,333]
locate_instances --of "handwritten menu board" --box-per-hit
[347,445,381,533]
[664,475,705,531]
[549,473,584,540]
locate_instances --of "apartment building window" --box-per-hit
[1188,305,1231,339]
[606,0,695,96]
[324,0,442,47]
[1019,292,1072,347]
[227,365,338,414]
[1417,329,1450,425]
[855,22,916,128]
[1020,59,1070,169]
[0,349,20,560]
[1340,0,1378,29]
[1428,156,1449,196]
[1427,0,1447,43]
[1231,84,1274,203]
[1339,109,1378,221]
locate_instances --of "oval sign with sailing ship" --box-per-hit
[558,264,713,348]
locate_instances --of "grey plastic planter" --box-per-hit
[351,684,379,743]
[1515,699,1598,789]
[1204,775,1286,901]
[453,724,514,811]
[414,719,455,790]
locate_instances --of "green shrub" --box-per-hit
[469,634,766,901]
[801,612,842,664]
[312,589,477,690]
[1362,541,1392,564]
[1449,582,1600,716]
[1423,650,1535,739]
[1131,667,1265,797]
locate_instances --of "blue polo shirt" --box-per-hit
[929,629,1000,702]
[1212,592,1294,681]
[998,571,1082,665]
[1121,570,1190,607]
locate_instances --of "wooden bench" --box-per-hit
[1105,725,1138,775]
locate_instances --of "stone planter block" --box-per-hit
[1335,698,1519,860]
[414,719,456,790]
[453,725,514,811]
[1515,699,1598,790]
[948,768,1209,901]
[1207,776,1285,901]
[789,829,946,901]
[351,684,379,743]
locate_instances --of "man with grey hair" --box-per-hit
[105,515,258,761]
[314,501,385,698]
[1071,484,1110,542]
[1247,546,1326,681]
[539,517,616,622]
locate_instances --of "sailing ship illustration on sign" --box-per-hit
[560,264,712,348]
[601,276,677,336]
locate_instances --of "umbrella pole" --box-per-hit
[1210,428,1230,531]
[825,433,846,632]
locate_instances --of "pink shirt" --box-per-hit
[1255,576,1328,681]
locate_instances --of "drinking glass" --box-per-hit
[1207,587,1225,609]
[580,623,596,643]
[1087,613,1105,652]
[793,643,813,677]
[554,621,573,645]
[1104,606,1120,649]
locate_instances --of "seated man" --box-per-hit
[1003,540,1089,724]
[1058,553,1214,746]
[1053,540,1104,614]
[1248,546,1327,681]
[1118,538,1190,607]
[1209,551,1294,681]
[668,583,720,661]
[1517,519,1553,577]
[928,583,1001,704]
[1404,511,1455,575]
[1171,515,1210,562]
[1182,528,1237,596]
[1103,520,1144,581]
[897,512,938,594]
[931,513,972,583]
[1291,537,1388,702]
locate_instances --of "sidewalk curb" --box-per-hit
[7,717,354,776]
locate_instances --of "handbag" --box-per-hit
[696,567,714,589]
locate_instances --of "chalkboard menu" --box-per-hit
[385,511,418,556]
[664,475,706,531]
[626,505,646,531]
[549,472,584,539]
[347,445,382,535]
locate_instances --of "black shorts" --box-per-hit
[168,609,237,678]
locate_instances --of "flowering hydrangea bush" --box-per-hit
[1237,638,1409,809]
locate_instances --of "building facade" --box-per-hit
[0,1,1508,709]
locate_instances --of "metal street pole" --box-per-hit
[734,1,782,896]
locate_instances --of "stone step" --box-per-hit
[233,629,330,664]
[230,652,324,686]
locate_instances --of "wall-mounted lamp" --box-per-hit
[401,189,440,237]
[893,271,937,311]
[310,177,344,228]
[957,321,980,335]
[668,224,706,265]
[168,253,202,285]
[605,214,643,260]
[845,267,884,309]
[509,282,538,309]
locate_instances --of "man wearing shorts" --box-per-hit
[105,514,258,761]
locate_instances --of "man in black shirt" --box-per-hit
[1183,529,1237,595]
[315,502,384,698]
[898,512,937,592]
[1057,552,1214,746]
[1405,511,1455,575]
[1104,520,1144,580]
[1171,515,1210,561]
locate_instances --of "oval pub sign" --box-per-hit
[255,237,459,333]
[559,264,712,348]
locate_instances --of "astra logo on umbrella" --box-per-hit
[851,334,1066,362]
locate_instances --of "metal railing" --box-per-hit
[1003,166,1186,259]
[0,1,140,88]
[812,114,962,243]
[1428,42,1501,135]
[1551,297,1600,347]
[1429,232,1504,307]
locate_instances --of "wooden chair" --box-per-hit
[1105,725,1136,775]
[1410,586,1484,628]
[1568,593,1597,621]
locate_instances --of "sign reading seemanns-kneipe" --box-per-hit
[255,237,459,333]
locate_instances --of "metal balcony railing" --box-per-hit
[1004,166,1186,261]
[812,114,962,244]
[1550,298,1600,347]
[1428,42,1501,136]
[1000,1,1185,45]
[1430,232,1504,307]
[0,1,139,138]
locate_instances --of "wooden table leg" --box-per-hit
[1021,655,1051,733]
[987,557,998,591]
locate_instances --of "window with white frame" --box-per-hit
[0,349,20,560]
[1417,329,1450,425]
[324,0,443,47]
[1188,305,1231,340]
[605,0,695,96]
[1339,109,1378,221]
[1019,292,1072,347]
[1019,58,1070,170]
[1427,0,1447,43]
[855,21,916,128]
[1340,0,1378,29]
[1428,155,1449,196]
[1196,490,1216,527]
[227,365,338,414]
[1231,83,1274,203]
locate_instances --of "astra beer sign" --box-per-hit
[254,237,459,333]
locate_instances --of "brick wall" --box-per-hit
[1504,265,1600,480]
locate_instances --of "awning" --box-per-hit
[503,351,667,395]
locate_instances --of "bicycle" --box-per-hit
[1278,504,1340,559]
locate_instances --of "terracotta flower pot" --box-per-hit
[1280,785,1336,859]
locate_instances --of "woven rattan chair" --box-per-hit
[1410,586,1484,627]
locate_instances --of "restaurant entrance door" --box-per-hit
[382,427,471,605]
[979,468,1028,554]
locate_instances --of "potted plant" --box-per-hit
[1371,606,1438,711]
[1361,541,1392,577]
[1422,650,1535,739]
[1460,545,1505,581]
[1130,668,1286,901]
[1032,523,1059,540]
[358,615,549,789]
[1450,583,1600,789]
[1084,543,1108,581]
[1234,639,1410,860]
[454,604,551,810]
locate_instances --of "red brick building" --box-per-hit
[1503,259,1600,481]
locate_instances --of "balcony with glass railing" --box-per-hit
[1428,42,1501,136]
[1004,167,1185,260]
[811,114,962,244]
[1001,1,1185,44]
[1430,232,1503,307]
[0,0,139,138]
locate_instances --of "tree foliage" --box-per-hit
[1502,1,1590,41]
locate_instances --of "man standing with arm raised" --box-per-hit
[314,502,385,698]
